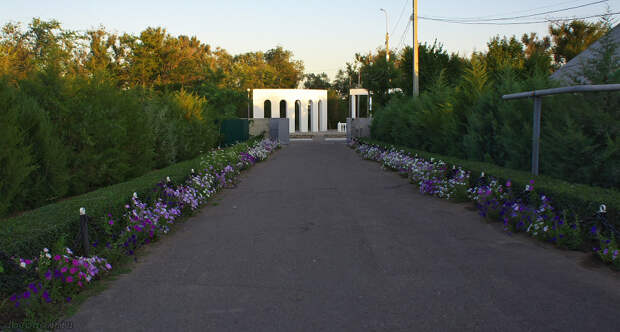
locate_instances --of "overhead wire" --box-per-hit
[421,0,609,23]
[390,0,409,37]
[419,12,619,25]
[395,16,412,51]
[429,0,591,20]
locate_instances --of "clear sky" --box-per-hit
[1,0,617,80]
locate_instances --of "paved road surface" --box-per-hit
[65,141,620,331]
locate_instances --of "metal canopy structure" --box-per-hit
[502,84,620,176]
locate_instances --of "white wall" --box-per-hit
[252,89,328,133]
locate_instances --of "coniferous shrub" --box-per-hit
[13,90,69,211]
[0,79,36,216]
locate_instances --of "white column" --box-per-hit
[300,100,308,132]
[308,100,319,132]
[317,101,322,132]
[271,99,280,118]
[350,95,356,119]
[253,98,264,118]
[287,100,295,133]
[308,101,313,132]
[322,99,326,131]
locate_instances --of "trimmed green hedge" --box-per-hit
[360,138,619,228]
[0,140,256,259]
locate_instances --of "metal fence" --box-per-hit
[502,84,620,176]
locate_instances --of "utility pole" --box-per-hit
[412,0,419,96]
[380,8,389,62]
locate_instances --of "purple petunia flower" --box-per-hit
[590,226,597,234]
[53,255,61,261]
[23,291,30,299]
[66,276,74,283]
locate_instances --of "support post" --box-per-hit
[79,207,89,256]
[532,96,542,176]
[412,0,419,97]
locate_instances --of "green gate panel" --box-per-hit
[220,119,249,146]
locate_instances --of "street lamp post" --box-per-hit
[246,88,251,118]
[380,8,389,62]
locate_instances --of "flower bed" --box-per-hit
[350,139,619,270]
[2,139,279,319]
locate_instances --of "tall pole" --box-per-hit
[380,8,389,61]
[412,0,419,96]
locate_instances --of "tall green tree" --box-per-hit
[521,32,553,74]
[303,72,330,89]
[398,41,465,95]
[359,49,400,107]
[549,20,608,65]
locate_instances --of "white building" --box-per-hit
[252,89,327,133]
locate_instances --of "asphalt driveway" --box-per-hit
[64,140,620,332]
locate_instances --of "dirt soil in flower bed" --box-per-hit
[60,141,619,332]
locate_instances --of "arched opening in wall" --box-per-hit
[318,100,323,131]
[264,100,272,118]
[294,100,301,131]
[280,100,286,118]
[307,100,313,131]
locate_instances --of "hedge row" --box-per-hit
[359,138,619,229]
[0,139,257,259]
